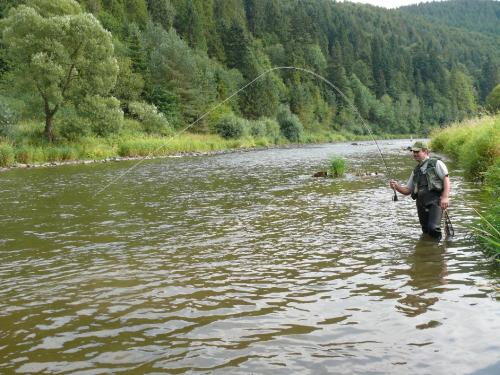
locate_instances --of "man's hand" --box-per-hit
[389,180,398,190]
[440,196,449,210]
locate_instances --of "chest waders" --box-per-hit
[412,158,443,240]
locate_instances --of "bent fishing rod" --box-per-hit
[95,66,398,200]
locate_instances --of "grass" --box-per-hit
[328,155,347,177]
[431,115,500,262]
[0,119,417,168]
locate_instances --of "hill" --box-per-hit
[1,0,499,143]
[400,0,500,37]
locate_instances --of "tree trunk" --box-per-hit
[45,112,54,143]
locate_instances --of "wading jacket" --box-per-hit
[411,158,444,203]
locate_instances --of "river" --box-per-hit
[0,139,498,374]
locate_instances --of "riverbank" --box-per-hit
[0,128,413,171]
[430,114,499,262]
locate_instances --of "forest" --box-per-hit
[0,0,499,150]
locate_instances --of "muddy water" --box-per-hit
[0,140,498,374]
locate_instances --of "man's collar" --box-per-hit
[419,156,430,166]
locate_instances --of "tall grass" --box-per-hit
[431,115,500,262]
[329,156,347,177]
[431,116,499,180]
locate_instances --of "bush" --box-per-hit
[329,156,347,177]
[248,119,266,138]
[214,115,247,139]
[58,108,90,141]
[128,101,172,135]
[277,106,304,142]
[0,98,19,137]
[0,143,15,167]
[262,118,281,144]
[78,96,124,137]
[15,146,35,164]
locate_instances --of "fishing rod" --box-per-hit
[95,66,398,200]
[443,209,455,237]
[277,67,399,201]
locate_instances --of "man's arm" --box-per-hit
[440,175,450,209]
[389,180,411,196]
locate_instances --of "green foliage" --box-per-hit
[214,115,247,139]
[472,207,500,263]
[431,115,500,261]
[486,84,500,113]
[277,106,304,143]
[401,0,500,36]
[79,96,124,137]
[58,108,90,141]
[147,0,176,30]
[460,122,499,180]
[128,101,172,135]
[27,0,82,16]
[112,57,145,102]
[1,0,119,140]
[143,23,216,126]
[328,155,347,178]
[0,143,14,167]
[0,96,19,137]
[2,0,500,147]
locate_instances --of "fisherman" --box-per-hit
[389,141,450,240]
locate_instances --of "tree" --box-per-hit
[486,84,500,113]
[146,0,176,30]
[1,0,119,141]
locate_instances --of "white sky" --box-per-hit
[342,0,443,9]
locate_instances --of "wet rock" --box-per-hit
[313,171,328,177]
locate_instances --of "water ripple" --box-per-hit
[0,141,499,374]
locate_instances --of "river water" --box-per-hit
[0,140,498,374]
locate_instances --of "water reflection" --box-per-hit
[397,235,447,317]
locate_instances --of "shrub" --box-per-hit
[0,98,19,137]
[277,106,303,142]
[58,108,90,141]
[128,101,173,135]
[263,118,281,143]
[214,115,247,139]
[78,96,124,137]
[0,143,15,167]
[248,119,266,138]
[329,156,347,177]
[15,146,36,164]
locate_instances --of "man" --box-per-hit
[390,141,450,240]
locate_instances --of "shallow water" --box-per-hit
[0,140,498,374]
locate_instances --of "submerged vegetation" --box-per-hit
[431,115,500,261]
[328,156,347,178]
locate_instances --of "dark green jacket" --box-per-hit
[411,158,444,200]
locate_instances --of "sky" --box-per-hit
[342,0,443,9]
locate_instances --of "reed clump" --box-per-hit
[328,156,347,177]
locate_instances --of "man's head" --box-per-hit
[410,141,429,162]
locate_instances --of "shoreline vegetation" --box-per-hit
[0,119,413,171]
[430,114,500,262]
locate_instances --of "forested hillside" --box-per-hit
[400,0,500,37]
[1,0,499,145]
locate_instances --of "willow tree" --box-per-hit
[0,0,118,141]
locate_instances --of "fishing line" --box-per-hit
[94,66,397,198]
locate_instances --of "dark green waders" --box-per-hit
[416,192,443,240]
[412,159,443,241]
